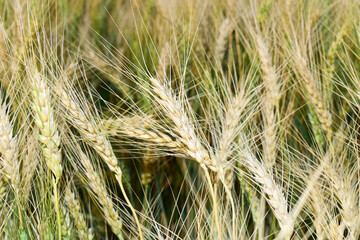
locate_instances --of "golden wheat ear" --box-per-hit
[64,185,94,240]
[57,83,143,239]
[0,91,19,190]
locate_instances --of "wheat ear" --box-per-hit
[61,204,72,239]
[257,0,272,25]
[102,117,181,148]
[65,186,93,240]
[149,77,223,239]
[326,24,348,81]
[0,92,19,189]
[78,150,123,238]
[103,116,229,176]
[31,73,62,179]
[215,91,251,237]
[101,116,149,135]
[256,35,280,168]
[0,178,6,209]
[30,72,62,238]
[241,150,293,237]
[157,42,171,82]
[59,88,143,240]
[51,196,72,239]
[215,18,234,61]
[294,52,332,131]
[325,162,357,238]
[141,148,159,185]
[217,90,249,189]
[149,77,218,172]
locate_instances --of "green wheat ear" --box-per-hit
[309,107,325,148]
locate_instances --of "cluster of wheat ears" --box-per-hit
[1,0,360,239]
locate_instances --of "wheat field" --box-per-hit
[0,0,359,239]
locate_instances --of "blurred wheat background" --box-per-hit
[0,0,359,239]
